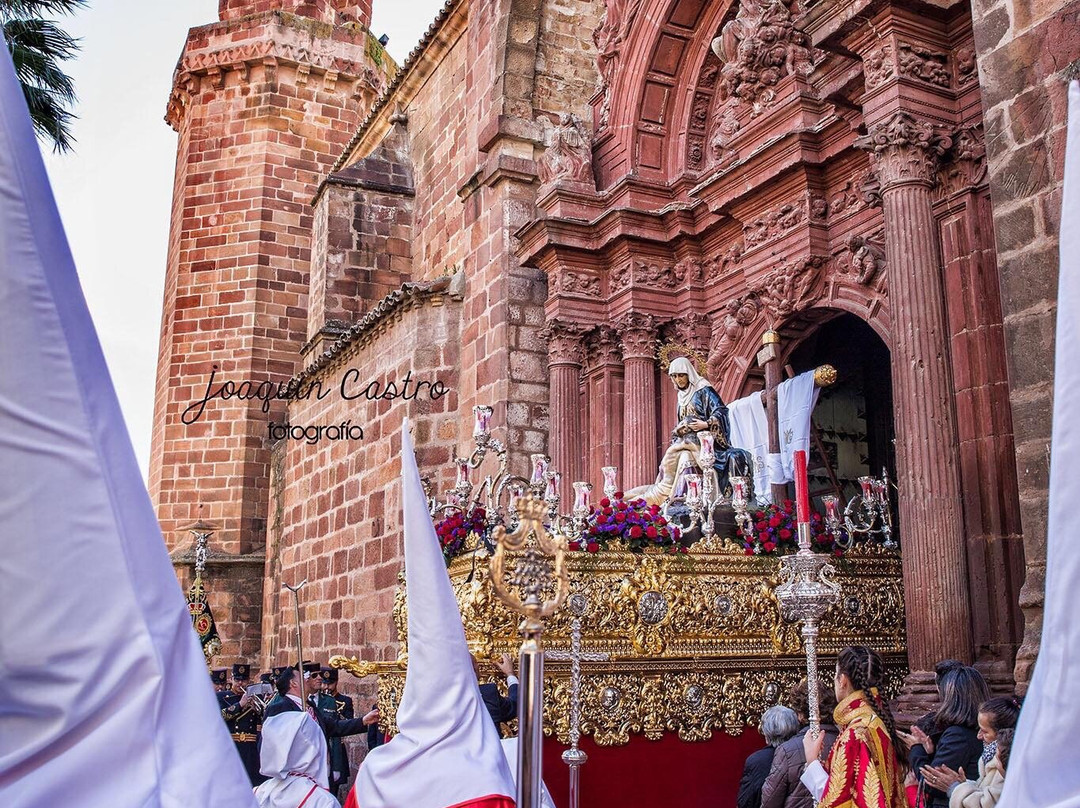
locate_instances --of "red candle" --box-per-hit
[794,449,810,525]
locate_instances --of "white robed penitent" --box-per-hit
[348,422,516,808]
[997,80,1080,808]
[0,43,256,808]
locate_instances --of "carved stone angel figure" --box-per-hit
[626,357,752,506]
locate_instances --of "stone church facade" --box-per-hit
[152,0,1078,712]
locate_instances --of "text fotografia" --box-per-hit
[269,421,364,444]
[182,368,451,425]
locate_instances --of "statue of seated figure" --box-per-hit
[627,357,752,507]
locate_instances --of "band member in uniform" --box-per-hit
[211,668,228,693]
[220,663,265,786]
[319,667,353,796]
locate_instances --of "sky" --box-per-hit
[40,0,445,477]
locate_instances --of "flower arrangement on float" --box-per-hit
[568,492,684,555]
[736,498,846,557]
[435,506,490,565]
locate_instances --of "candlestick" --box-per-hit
[456,459,470,489]
[794,450,810,525]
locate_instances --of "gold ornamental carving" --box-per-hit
[363,543,906,747]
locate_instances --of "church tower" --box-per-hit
[150,0,392,664]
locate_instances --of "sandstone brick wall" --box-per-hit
[218,0,373,26]
[263,289,462,677]
[151,8,391,667]
[972,0,1080,689]
[533,0,602,123]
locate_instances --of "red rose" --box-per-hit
[679,546,689,554]
[744,547,754,556]
[617,501,628,511]
[657,517,667,526]
[763,541,777,552]
[603,507,614,516]
[783,499,793,509]
[629,525,643,538]
[614,491,624,499]
[587,541,600,553]
[568,540,581,551]
[833,548,843,557]
[755,520,768,531]
[589,525,599,535]
[615,512,626,523]
[649,505,660,516]
[769,515,782,528]
[778,528,792,540]
[646,526,658,539]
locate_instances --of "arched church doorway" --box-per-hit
[785,312,896,511]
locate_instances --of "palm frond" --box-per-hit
[0,0,88,22]
[2,10,83,152]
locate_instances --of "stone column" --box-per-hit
[617,313,658,489]
[857,112,973,676]
[542,320,586,505]
[584,326,624,494]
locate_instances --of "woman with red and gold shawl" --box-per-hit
[799,646,909,808]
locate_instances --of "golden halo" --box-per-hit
[657,342,708,376]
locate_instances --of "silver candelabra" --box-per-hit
[773,522,841,734]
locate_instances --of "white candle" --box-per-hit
[686,473,702,505]
[545,472,561,501]
[473,405,493,437]
[573,481,592,512]
[698,432,715,465]
[531,454,549,485]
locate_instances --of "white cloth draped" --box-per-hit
[0,44,256,808]
[255,713,337,808]
[997,80,1080,808]
[728,370,820,502]
[778,370,820,482]
[352,422,515,808]
[728,393,771,500]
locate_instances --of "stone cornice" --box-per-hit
[290,274,458,387]
[166,12,389,130]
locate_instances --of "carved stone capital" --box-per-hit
[541,320,588,366]
[586,325,623,369]
[855,112,952,191]
[614,313,658,360]
[666,313,711,356]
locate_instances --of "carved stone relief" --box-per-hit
[896,42,950,88]
[709,0,814,115]
[538,114,594,187]
[594,0,645,128]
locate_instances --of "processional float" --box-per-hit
[334,332,903,808]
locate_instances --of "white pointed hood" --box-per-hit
[351,420,515,808]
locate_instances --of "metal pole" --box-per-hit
[561,613,587,808]
[517,627,544,808]
[284,579,308,705]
